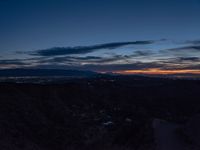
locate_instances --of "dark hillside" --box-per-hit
[0,76,200,149]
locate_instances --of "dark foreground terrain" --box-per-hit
[1,75,200,150]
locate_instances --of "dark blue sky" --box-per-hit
[0,0,200,73]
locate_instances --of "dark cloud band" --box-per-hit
[30,41,154,56]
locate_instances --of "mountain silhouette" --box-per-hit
[0,69,97,77]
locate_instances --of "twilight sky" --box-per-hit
[0,0,200,74]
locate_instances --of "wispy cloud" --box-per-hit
[0,59,26,65]
[29,41,154,56]
[166,45,200,52]
[176,57,200,62]
[185,40,200,45]
[1,39,200,74]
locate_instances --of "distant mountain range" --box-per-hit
[0,69,97,77]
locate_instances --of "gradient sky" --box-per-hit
[0,0,200,74]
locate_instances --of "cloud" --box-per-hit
[177,57,200,62]
[158,57,200,63]
[1,55,200,72]
[36,51,153,65]
[167,45,200,52]
[0,59,26,65]
[44,56,102,63]
[31,61,165,72]
[0,55,164,71]
[0,57,47,69]
[36,55,124,65]
[30,41,154,56]
[0,59,30,69]
[131,50,153,57]
[159,43,200,59]
[2,39,200,73]
[185,40,200,45]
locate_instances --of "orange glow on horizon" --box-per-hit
[114,68,200,75]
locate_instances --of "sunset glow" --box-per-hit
[114,68,200,75]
